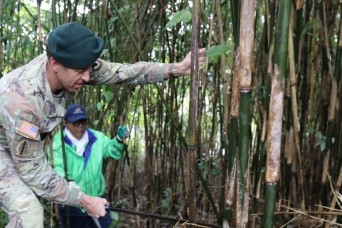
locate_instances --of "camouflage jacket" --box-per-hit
[0,54,165,206]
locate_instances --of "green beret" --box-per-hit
[47,22,104,69]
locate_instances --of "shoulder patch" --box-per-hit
[16,140,30,156]
[18,120,39,139]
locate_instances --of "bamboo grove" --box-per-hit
[0,0,341,227]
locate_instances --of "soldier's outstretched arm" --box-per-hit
[87,48,206,86]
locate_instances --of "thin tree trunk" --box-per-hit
[288,6,301,165]
[214,0,230,223]
[324,18,342,226]
[186,0,200,222]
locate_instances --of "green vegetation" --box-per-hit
[1,0,341,227]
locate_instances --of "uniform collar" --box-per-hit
[41,56,71,118]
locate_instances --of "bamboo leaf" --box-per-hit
[301,20,312,37]
[320,140,326,151]
[211,169,220,176]
[205,45,229,57]
[103,91,113,102]
[109,211,119,221]
[165,9,192,29]
[96,102,104,111]
[315,131,326,151]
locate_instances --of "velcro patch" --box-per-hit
[16,140,29,156]
[12,137,38,158]
[18,120,39,139]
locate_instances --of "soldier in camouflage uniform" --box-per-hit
[0,22,205,228]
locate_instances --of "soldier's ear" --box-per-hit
[49,57,62,72]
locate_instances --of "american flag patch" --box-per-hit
[18,121,39,139]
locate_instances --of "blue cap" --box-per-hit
[64,104,88,123]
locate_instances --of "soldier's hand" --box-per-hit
[79,194,108,218]
[176,48,206,76]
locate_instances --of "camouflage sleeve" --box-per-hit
[0,91,83,206]
[88,59,166,85]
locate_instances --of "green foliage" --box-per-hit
[102,90,114,102]
[205,44,230,63]
[1,1,50,73]
[165,9,192,29]
[211,163,220,176]
[97,102,104,111]
[161,188,173,209]
[0,209,8,226]
[301,20,312,37]
[161,187,180,212]
[305,126,327,152]
[256,82,267,100]
[109,211,120,227]
[205,45,230,57]
[1,0,341,227]
[315,131,326,152]
[198,156,221,178]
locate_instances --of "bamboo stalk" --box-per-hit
[307,6,317,125]
[321,1,333,79]
[215,0,228,144]
[109,0,145,60]
[186,0,201,222]
[227,6,242,211]
[324,15,342,225]
[227,7,242,224]
[229,0,240,46]
[325,167,342,226]
[263,0,291,226]
[287,5,306,214]
[264,65,284,227]
[212,0,231,223]
[288,6,301,159]
[236,0,255,226]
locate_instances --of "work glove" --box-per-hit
[116,125,129,142]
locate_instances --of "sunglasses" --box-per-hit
[71,119,88,127]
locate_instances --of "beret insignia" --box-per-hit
[92,60,102,71]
